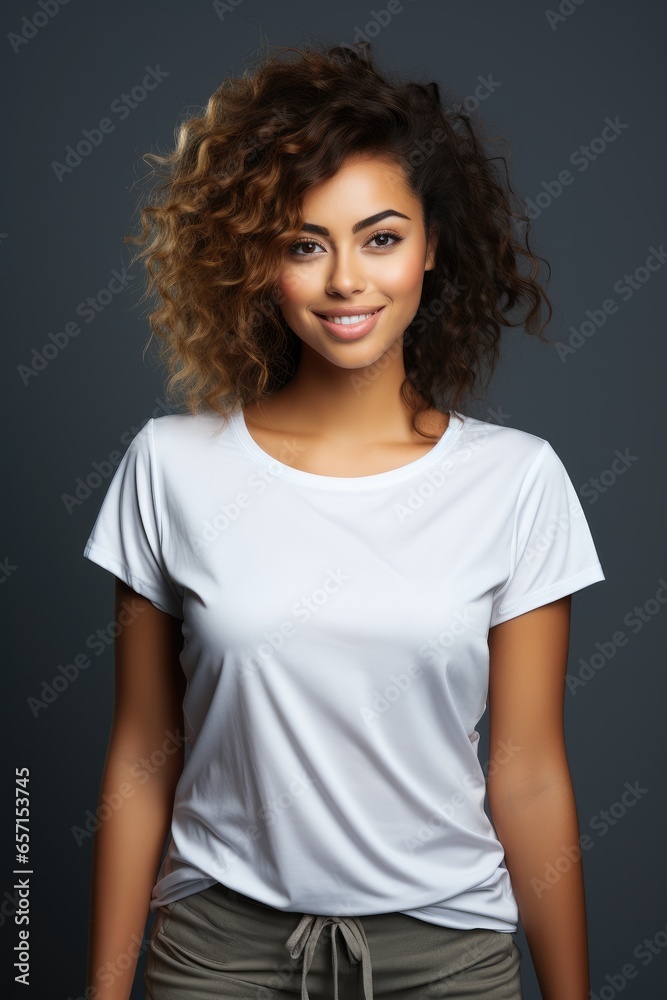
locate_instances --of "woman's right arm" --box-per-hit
[85,578,187,1000]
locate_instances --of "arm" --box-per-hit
[85,579,186,1000]
[487,595,590,1000]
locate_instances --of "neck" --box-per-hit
[261,343,440,445]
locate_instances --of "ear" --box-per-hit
[424,225,437,271]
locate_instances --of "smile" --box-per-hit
[314,306,386,341]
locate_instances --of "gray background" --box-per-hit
[4,0,665,997]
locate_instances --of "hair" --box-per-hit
[126,39,553,441]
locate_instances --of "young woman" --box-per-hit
[83,41,605,1000]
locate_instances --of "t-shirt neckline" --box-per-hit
[230,405,465,490]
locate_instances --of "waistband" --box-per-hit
[214,882,374,1000]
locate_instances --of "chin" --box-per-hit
[326,342,400,369]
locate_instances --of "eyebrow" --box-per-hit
[300,209,411,237]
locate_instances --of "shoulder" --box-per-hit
[454,411,553,474]
[148,409,233,454]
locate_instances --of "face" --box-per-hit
[276,154,436,371]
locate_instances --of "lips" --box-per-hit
[314,306,386,341]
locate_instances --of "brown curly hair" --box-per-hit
[126,39,553,441]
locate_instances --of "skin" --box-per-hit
[86,153,590,999]
[487,596,591,999]
[86,581,185,999]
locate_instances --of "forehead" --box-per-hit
[300,154,415,213]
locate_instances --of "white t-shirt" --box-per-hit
[83,406,605,932]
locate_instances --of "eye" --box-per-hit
[288,238,326,257]
[366,230,405,249]
[289,229,405,257]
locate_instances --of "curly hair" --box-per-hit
[126,39,553,440]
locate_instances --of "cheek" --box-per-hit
[382,254,427,304]
[277,266,314,311]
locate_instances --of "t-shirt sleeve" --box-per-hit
[490,440,605,627]
[82,418,183,619]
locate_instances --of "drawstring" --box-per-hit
[285,913,374,1000]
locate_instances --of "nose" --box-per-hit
[325,248,366,298]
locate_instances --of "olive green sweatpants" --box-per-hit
[144,881,523,999]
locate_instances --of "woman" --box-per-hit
[83,40,605,1000]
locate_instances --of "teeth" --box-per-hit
[324,311,377,325]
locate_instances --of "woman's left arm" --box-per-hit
[487,595,590,1000]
